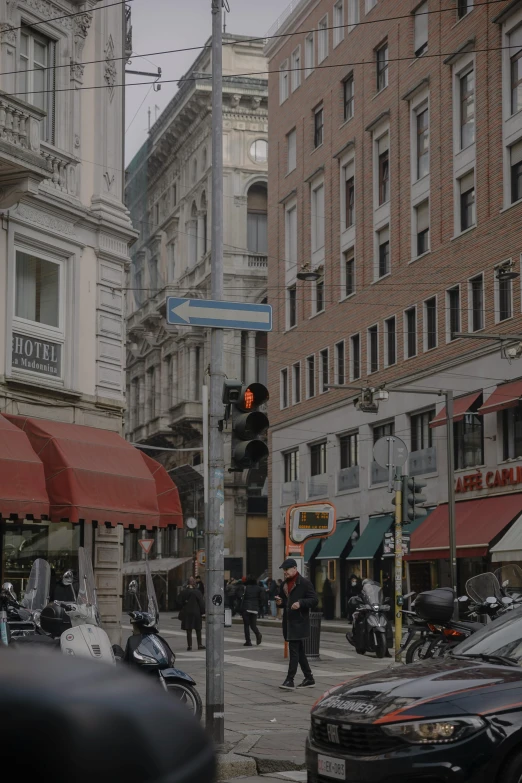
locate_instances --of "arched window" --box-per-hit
[247,182,268,254]
[201,192,208,254]
[189,202,198,266]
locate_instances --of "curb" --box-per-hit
[231,617,349,635]
[217,752,257,781]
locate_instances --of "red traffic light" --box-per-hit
[238,383,269,412]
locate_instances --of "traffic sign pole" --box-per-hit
[394,468,403,663]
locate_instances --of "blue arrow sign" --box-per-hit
[167,297,272,332]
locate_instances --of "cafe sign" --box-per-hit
[455,467,522,494]
[12,332,62,377]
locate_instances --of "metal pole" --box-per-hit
[394,467,403,662]
[206,0,225,746]
[446,390,458,618]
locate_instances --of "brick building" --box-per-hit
[266,0,522,615]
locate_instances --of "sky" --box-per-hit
[125,0,284,164]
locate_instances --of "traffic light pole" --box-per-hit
[446,390,458,619]
[207,0,225,746]
[393,468,403,663]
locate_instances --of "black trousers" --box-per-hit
[186,628,202,648]
[288,639,312,679]
[242,611,261,643]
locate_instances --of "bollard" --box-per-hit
[303,612,322,661]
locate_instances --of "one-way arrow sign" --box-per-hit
[167,297,272,332]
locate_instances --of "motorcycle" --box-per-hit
[495,563,522,602]
[346,579,391,659]
[120,561,203,719]
[1,558,52,644]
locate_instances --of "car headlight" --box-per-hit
[382,717,485,744]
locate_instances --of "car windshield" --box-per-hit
[452,607,522,664]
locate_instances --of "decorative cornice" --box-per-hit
[402,76,430,102]
[443,37,476,66]
[365,110,391,133]
[333,138,355,160]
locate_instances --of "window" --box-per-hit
[19,30,56,143]
[416,106,429,179]
[366,0,377,12]
[414,2,428,57]
[411,410,434,452]
[320,348,329,392]
[318,16,328,63]
[378,227,390,277]
[340,432,359,468]
[459,171,475,231]
[350,334,361,380]
[334,2,344,47]
[250,139,268,164]
[305,33,314,77]
[469,275,484,332]
[378,142,389,204]
[459,67,475,149]
[286,204,297,271]
[335,341,345,384]
[510,27,522,115]
[454,413,483,469]
[503,406,522,460]
[343,75,354,121]
[307,355,315,398]
[457,0,473,19]
[284,450,299,482]
[291,47,301,91]
[511,140,522,204]
[497,266,513,322]
[368,325,378,373]
[384,316,396,366]
[344,249,355,296]
[280,61,289,103]
[424,296,437,350]
[15,250,60,327]
[314,106,324,148]
[405,307,417,358]
[149,256,159,290]
[374,421,394,442]
[415,200,430,256]
[292,362,301,404]
[315,277,325,313]
[287,128,297,173]
[310,442,327,476]
[447,286,461,340]
[345,174,355,228]
[287,285,297,328]
[376,42,388,91]
[280,368,289,408]
[312,183,325,251]
[247,183,268,254]
[348,0,360,31]
[192,159,198,184]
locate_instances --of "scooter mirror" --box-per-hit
[62,570,74,586]
[2,582,17,601]
[486,596,497,604]
[128,579,138,595]
[458,595,469,602]
[502,596,514,604]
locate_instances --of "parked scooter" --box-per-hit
[120,562,203,719]
[346,579,391,658]
[2,558,52,644]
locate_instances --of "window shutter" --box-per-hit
[460,170,474,193]
[378,133,389,155]
[414,2,428,54]
[417,201,429,232]
[379,226,389,244]
[511,139,522,166]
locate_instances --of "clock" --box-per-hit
[185,517,198,530]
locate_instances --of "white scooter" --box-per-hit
[40,548,115,664]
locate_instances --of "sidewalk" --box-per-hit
[231,615,350,635]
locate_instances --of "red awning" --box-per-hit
[478,380,522,416]
[5,415,160,528]
[405,494,522,561]
[140,452,183,528]
[429,391,482,428]
[0,414,50,519]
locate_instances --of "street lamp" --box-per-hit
[296,264,321,282]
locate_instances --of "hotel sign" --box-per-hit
[12,332,62,377]
[455,467,522,494]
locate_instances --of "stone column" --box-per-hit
[138,376,145,425]
[94,524,123,645]
[246,331,256,384]
[188,345,197,400]
[145,369,151,422]
[171,352,178,407]
[197,213,205,260]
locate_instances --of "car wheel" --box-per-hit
[499,750,522,783]
[406,639,428,664]
[375,634,387,659]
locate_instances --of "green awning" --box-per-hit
[346,515,393,560]
[304,538,322,563]
[316,519,359,560]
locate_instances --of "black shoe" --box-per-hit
[244,641,253,647]
[198,645,206,650]
[256,634,262,646]
[297,676,316,688]
[187,646,192,651]
[279,677,295,690]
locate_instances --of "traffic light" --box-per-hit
[404,477,427,523]
[231,382,269,470]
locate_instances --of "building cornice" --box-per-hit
[443,37,476,66]
[493,0,522,24]
[365,110,391,133]
[402,76,430,102]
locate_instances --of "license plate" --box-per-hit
[317,754,346,781]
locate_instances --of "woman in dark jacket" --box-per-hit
[179,577,206,651]
[240,575,264,647]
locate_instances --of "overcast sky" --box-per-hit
[125,0,283,164]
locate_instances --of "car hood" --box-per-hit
[312,658,522,725]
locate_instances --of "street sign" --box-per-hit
[287,502,336,545]
[167,297,272,332]
[139,539,154,555]
[373,435,408,469]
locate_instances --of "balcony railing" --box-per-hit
[337,465,359,492]
[409,446,437,477]
[247,254,268,268]
[281,480,300,506]
[308,473,328,498]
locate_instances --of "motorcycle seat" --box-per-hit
[450,619,483,632]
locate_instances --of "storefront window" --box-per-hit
[1,521,80,598]
[503,406,522,460]
[454,413,484,469]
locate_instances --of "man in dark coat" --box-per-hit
[240,575,264,646]
[275,558,318,690]
[179,577,206,651]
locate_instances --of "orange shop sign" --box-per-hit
[455,467,522,494]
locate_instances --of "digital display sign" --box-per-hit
[298,511,330,530]
[287,502,336,544]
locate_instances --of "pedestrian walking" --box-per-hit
[268,578,278,617]
[276,558,318,690]
[240,575,264,646]
[179,576,206,651]
[196,576,205,596]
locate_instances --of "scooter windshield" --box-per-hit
[22,558,51,611]
[145,561,160,626]
[466,572,503,604]
[77,547,100,625]
[361,581,383,606]
[495,564,522,597]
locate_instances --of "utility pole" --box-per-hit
[393,468,403,662]
[206,0,225,746]
[445,390,458,618]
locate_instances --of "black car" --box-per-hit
[307,607,522,783]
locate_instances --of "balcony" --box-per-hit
[247,254,267,269]
[337,465,359,492]
[308,473,328,499]
[0,93,79,205]
[409,447,437,477]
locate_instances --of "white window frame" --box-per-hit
[285,199,298,284]
[350,332,361,381]
[311,177,325,268]
[280,60,289,104]
[445,284,461,342]
[291,46,301,92]
[305,32,315,78]
[348,0,360,31]
[468,272,485,333]
[404,305,418,359]
[334,1,345,47]
[312,274,325,318]
[384,315,396,367]
[411,97,430,184]
[319,347,329,393]
[341,246,356,301]
[287,128,297,173]
[318,15,329,64]
[375,225,390,281]
[501,8,522,210]
[494,260,514,324]
[423,295,438,351]
[452,53,476,224]
[280,367,289,409]
[341,155,355,236]
[292,361,301,404]
[335,340,345,384]
[19,27,57,144]
[414,1,428,58]
[376,41,389,91]
[367,323,379,374]
[413,199,430,260]
[366,0,377,13]
[457,0,473,20]
[306,353,316,398]
[286,284,297,331]
[456,168,476,236]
